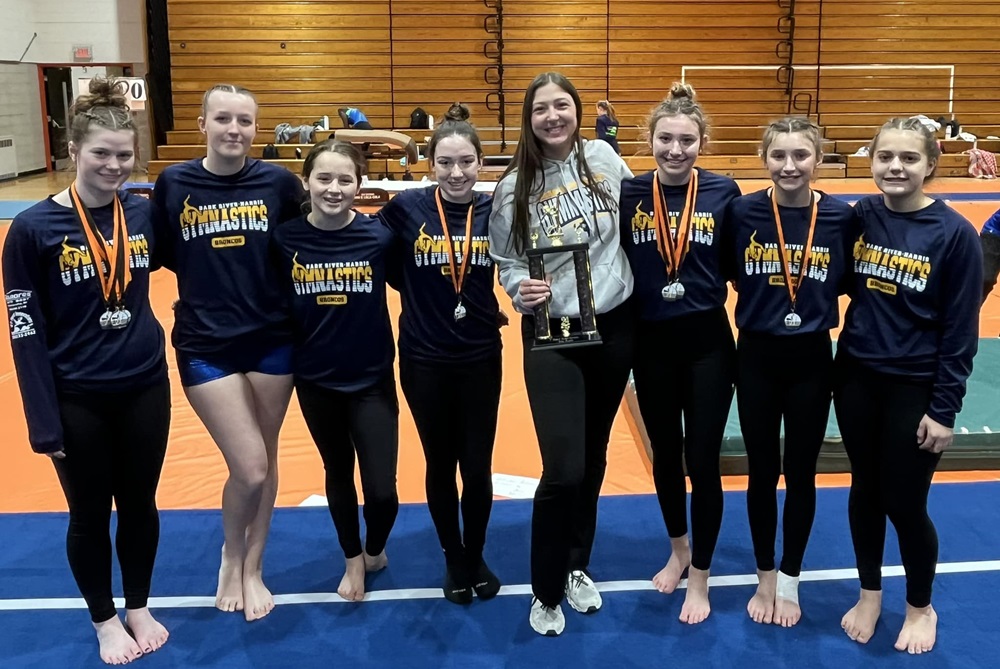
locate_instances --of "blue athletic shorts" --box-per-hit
[176,340,293,387]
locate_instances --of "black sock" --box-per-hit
[443,561,473,605]
[468,557,501,600]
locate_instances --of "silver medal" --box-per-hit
[99,310,113,329]
[109,309,131,329]
[454,302,466,322]
[784,312,802,330]
[661,282,685,302]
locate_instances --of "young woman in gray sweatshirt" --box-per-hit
[489,71,635,637]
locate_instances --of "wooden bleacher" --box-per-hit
[845,154,972,179]
[151,122,989,182]
[154,0,999,186]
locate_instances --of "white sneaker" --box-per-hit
[565,570,602,614]
[529,598,565,636]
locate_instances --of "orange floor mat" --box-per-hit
[0,227,652,512]
[1,180,999,513]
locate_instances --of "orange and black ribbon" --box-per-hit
[652,170,699,283]
[770,188,818,312]
[434,187,474,300]
[69,184,131,309]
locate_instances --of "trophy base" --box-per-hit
[531,332,603,351]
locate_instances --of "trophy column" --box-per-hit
[526,232,553,342]
[572,247,598,336]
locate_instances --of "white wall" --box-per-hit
[71,65,109,99]
[0,0,144,176]
[1,0,144,65]
[0,64,46,173]
[0,2,33,63]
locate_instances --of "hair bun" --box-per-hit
[668,82,696,101]
[445,103,470,122]
[71,77,130,116]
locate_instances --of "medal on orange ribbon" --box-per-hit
[70,184,133,330]
[434,188,474,322]
[771,189,819,330]
[652,170,699,301]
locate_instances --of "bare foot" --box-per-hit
[774,595,802,627]
[215,544,244,613]
[842,588,882,644]
[652,535,691,594]
[339,554,367,601]
[364,550,388,572]
[773,571,802,628]
[679,566,711,624]
[94,615,143,665]
[895,604,937,654]
[242,570,275,622]
[747,569,776,624]
[124,607,169,654]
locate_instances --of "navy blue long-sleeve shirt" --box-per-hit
[270,213,395,392]
[619,168,742,321]
[378,187,501,364]
[840,196,981,427]
[151,158,303,354]
[727,189,857,335]
[981,206,1000,237]
[596,116,621,155]
[2,193,166,453]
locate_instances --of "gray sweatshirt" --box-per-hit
[489,139,635,317]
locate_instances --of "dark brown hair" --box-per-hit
[445,103,471,122]
[427,120,483,161]
[302,139,365,183]
[503,72,614,254]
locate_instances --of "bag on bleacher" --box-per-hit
[409,107,430,129]
[966,148,998,179]
[262,143,280,159]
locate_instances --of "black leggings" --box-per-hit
[53,379,171,624]
[737,331,832,576]
[523,301,635,607]
[631,308,735,571]
[296,375,399,559]
[833,352,941,608]
[399,355,501,563]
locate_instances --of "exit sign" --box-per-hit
[72,45,93,62]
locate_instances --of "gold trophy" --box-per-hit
[526,224,601,350]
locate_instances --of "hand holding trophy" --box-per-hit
[525,225,602,350]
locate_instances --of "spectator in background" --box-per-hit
[339,107,373,130]
[596,100,621,155]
